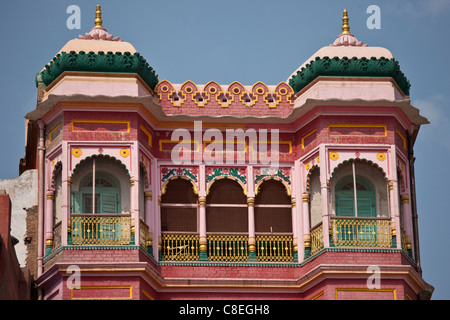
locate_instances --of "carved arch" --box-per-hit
[255,176,291,197]
[161,176,198,196]
[206,176,246,196]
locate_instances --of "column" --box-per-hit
[294,160,305,262]
[302,192,311,258]
[319,145,330,248]
[247,196,257,261]
[246,166,257,261]
[198,195,208,261]
[291,196,298,262]
[45,190,55,256]
[198,164,208,261]
[151,159,161,261]
[144,190,153,255]
[131,143,140,246]
[37,120,45,277]
[61,142,70,247]
[401,193,413,257]
[389,147,402,249]
[290,165,299,262]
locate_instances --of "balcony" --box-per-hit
[161,232,294,263]
[53,215,394,262]
[331,217,392,248]
[70,214,132,246]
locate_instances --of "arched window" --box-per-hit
[254,180,292,233]
[160,179,197,232]
[206,179,247,232]
[335,175,376,217]
[70,156,130,214]
[74,172,121,214]
[330,160,388,218]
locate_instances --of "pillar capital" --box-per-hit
[144,190,152,201]
[401,193,409,204]
[198,196,206,206]
[302,192,310,202]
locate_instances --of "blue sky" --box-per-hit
[0,0,449,299]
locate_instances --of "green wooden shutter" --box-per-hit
[101,192,119,214]
[356,196,375,217]
[336,193,355,217]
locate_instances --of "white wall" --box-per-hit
[0,169,38,266]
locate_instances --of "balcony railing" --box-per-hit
[52,221,62,253]
[256,234,293,262]
[310,223,324,256]
[161,233,199,261]
[331,217,391,248]
[139,219,149,249]
[71,214,132,246]
[207,234,249,262]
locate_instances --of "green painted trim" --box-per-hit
[42,245,417,269]
[36,51,159,90]
[199,251,209,261]
[288,56,410,96]
[248,251,258,262]
[304,247,311,259]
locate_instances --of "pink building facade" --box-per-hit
[25,7,433,300]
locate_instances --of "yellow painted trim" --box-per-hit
[250,140,292,154]
[161,176,198,196]
[301,129,317,149]
[275,82,294,106]
[334,287,397,300]
[180,80,201,107]
[140,125,153,147]
[71,119,130,133]
[159,139,200,152]
[142,289,155,300]
[48,124,61,143]
[70,285,132,300]
[249,81,269,107]
[396,129,407,150]
[328,124,387,137]
[204,140,247,153]
[309,291,324,300]
[254,176,291,197]
[57,101,264,129]
[228,81,247,108]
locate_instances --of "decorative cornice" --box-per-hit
[36,51,159,90]
[288,56,410,96]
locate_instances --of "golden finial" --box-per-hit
[341,9,350,34]
[94,4,103,28]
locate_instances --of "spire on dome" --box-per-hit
[341,9,350,34]
[330,9,367,47]
[79,4,121,41]
[94,4,103,28]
